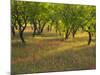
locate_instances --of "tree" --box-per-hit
[11,0,29,44]
[28,2,50,36]
[80,5,96,45]
[11,1,96,45]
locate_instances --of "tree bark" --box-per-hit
[49,20,54,32]
[37,21,46,35]
[11,26,15,36]
[65,29,70,40]
[65,33,69,39]
[40,22,46,33]
[32,23,37,37]
[88,31,92,45]
[20,31,25,43]
[19,31,25,44]
[18,20,27,44]
[72,30,77,38]
[47,25,50,32]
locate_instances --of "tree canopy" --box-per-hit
[11,0,96,45]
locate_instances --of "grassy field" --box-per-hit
[11,28,96,74]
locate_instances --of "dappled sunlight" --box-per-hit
[76,32,88,37]
[12,34,95,61]
[40,41,95,58]
[12,31,96,73]
[11,1,96,73]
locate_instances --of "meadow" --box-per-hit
[11,27,96,74]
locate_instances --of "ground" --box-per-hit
[11,28,96,74]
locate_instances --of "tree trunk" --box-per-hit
[19,31,25,44]
[72,31,76,38]
[11,26,15,36]
[65,29,70,40]
[88,31,92,45]
[55,28,58,34]
[72,33,75,38]
[47,25,50,32]
[37,21,46,35]
[33,24,37,37]
[32,20,37,36]
[65,33,69,39]
[18,21,26,44]
[32,29,36,37]
[40,22,46,33]
[37,20,41,34]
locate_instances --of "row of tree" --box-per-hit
[11,0,96,45]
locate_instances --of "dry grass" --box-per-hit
[11,30,96,74]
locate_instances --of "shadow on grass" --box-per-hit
[11,44,96,74]
[11,31,96,74]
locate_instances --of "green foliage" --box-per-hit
[11,1,96,43]
[12,1,96,32]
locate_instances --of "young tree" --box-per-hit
[28,2,50,36]
[80,6,96,45]
[12,1,29,43]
